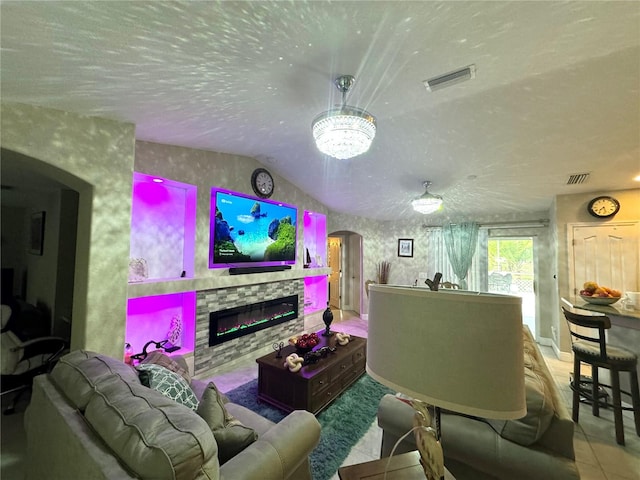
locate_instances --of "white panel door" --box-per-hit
[570,223,639,295]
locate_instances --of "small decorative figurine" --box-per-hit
[272,341,285,358]
[167,315,182,347]
[322,302,334,337]
[284,353,304,372]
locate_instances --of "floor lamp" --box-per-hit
[367,285,526,480]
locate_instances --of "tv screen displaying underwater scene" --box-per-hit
[209,188,298,268]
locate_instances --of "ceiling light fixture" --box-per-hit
[412,181,443,214]
[312,75,376,160]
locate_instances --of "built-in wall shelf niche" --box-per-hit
[126,292,196,357]
[129,172,196,283]
[303,210,327,269]
[303,210,328,314]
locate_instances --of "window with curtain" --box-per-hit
[424,227,488,291]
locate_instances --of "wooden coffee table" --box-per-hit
[338,451,456,480]
[255,331,366,414]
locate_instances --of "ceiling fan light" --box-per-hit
[312,107,376,160]
[412,181,443,214]
[312,75,377,160]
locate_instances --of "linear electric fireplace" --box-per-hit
[209,295,298,346]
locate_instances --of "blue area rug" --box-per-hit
[225,373,394,480]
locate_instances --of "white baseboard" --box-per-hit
[537,335,553,347]
[361,313,368,321]
[537,336,572,362]
[555,347,572,363]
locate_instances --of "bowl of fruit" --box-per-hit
[579,281,622,305]
[289,332,320,354]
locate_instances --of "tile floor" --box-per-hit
[2,311,639,479]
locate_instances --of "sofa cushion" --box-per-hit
[487,365,555,446]
[197,382,258,464]
[141,351,191,384]
[85,374,219,480]
[137,363,199,411]
[50,350,140,410]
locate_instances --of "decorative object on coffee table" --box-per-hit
[289,332,320,354]
[302,346,336,365]
[367,285,525,480]
[335,332,351,345]
[322,303,334,336]
[284,353,304,373]
[272,341,284,358]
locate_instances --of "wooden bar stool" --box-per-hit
[562,306,640,445]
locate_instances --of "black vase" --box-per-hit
[322,303,334,337]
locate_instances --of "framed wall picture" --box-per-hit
[398,238,414,258]
[29,211,46,256]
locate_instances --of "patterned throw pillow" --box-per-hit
[140,351,191,384]
[137,363,199,411]
[197,382,258,464]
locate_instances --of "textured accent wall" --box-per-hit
[194,279,304,375]
[134,141,329,279]
[1,102,135,357]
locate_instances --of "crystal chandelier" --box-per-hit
[312,75,376,160]
[412,181,443,214]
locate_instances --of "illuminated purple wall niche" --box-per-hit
[126,292,196,357]
[130,172,196,280]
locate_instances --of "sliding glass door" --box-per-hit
[488,237,536,335]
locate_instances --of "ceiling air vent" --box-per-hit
[423,65,476,92]
[566,173,590,185]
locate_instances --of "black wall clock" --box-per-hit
[251,168,274,198]
[587,196,620,218]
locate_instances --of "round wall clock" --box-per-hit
[251,168,274,198]
[587,196,620,218]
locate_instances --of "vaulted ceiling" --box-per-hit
[2,1,639,220]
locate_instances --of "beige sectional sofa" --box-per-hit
[377,327,580,480]
[24,350,320,480]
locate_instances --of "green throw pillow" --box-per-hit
[137,363,199,411]
[197,381,258,464]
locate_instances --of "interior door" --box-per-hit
[570,223,639,295]
[328,237,341,309]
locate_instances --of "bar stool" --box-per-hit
[561,306,640,445]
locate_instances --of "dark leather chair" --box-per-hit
[1,304,66,414]
[561,306,640,445]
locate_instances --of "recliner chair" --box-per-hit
[1,304,66,414]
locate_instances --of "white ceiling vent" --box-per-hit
[566,173,590,185]
[423,65,476,92]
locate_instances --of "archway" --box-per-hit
[327,230,363,316]
[1,148,90,346]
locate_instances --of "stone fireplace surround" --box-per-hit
[195,278,305,377]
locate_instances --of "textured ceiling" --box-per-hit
[1,1,639,220]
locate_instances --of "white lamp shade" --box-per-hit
[367,285,526,420]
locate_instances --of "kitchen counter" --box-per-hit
[562,296,640,330]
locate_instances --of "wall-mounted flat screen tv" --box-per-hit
[209,188,298,269]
